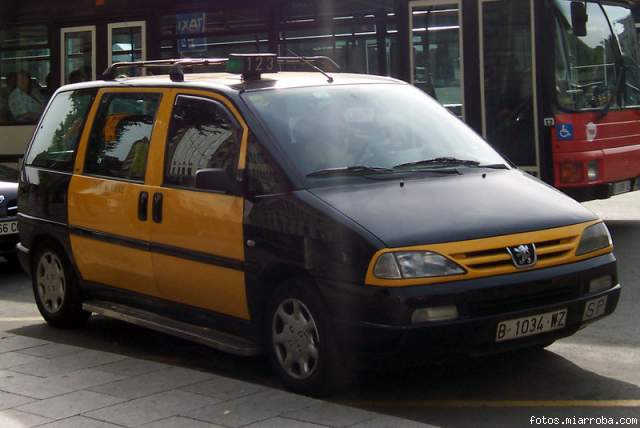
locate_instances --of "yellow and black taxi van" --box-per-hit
[17,54,620,394]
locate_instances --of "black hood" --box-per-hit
[309,169,597,248]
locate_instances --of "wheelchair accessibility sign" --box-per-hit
[556,123,574,141]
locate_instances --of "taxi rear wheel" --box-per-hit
[32,242,90,329]
[265,279,348,396]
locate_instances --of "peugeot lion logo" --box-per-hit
[507,243,537,268]
[0,195,5,205]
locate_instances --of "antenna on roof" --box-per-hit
[287,49,334,83]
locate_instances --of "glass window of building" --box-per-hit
[0,25,51,126]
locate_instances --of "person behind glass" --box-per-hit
[8,71,44,124]
[68,69,87,84]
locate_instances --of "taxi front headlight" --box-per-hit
[373,251,465,279]
[576,222,612,256]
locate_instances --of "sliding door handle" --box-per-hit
[152,192,163,223]
[138,191,148,221]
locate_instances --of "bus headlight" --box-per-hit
[373,251,465,279]
[576,222,612,256]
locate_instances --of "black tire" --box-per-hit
[31,241,90,328]
[265,278,350,396]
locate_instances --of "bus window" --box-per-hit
[480,0,536,167]
[554,1,620,111]
[0,25,52,126]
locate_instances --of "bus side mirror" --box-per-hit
[571,2,588,37]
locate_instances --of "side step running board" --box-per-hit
[82,301,260,357]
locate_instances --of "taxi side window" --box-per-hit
[25,89,97,172]
[164,95,240,190]
[246,136,288,195]
[84,92,161,182]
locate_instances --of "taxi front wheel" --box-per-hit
[266,279,349,396]
[32,242,90,329]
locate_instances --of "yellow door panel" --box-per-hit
[70,236,157,296]
[150,89,249,319]
[68,87,172,296]
[153,253,249,319]
[69,175,151,241]
[153,187,245,260]
[68,175,157,295]
[150,187,247,318]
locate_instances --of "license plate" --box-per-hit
[0,221,18,236]
[583,296,608,321]
[496,309,567,342]
[612,180,631,195]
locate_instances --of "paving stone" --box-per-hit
[350,415,435,428]
[285,401,378,427]
[0,409,52,427]
[0,377,74,399]
[16,390,124,419]
[38,415,124,428]
[244,416,327,428]
[11,350,126,377]
[0,370,43,387]
[140,416,225,428]
[49,368,129,391]
[86,390,220,427]
[0,352,48,369]
[0,336,48,354]
[180,374,266,401]
[93,357,170,377]
[0,390,35,410]
[182,389,318,428]
[19,343,84,359]
[1,367,121,398]
[89,366,214,399]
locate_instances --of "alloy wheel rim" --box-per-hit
[36,251,66,314]
[272,298,320,380]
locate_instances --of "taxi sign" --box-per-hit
[226,53,278,78]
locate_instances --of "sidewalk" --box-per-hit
[0,331,429,428]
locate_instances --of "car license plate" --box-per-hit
[612,180,631,195]
[0,221,18,236]
[496,309,567,342]
[582,296,607,321]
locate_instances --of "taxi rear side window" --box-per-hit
[164,95,240,190]
[84,92,161,182]
[25,89,97,172]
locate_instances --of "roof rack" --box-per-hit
[102,55,341,82]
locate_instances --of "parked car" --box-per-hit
[17,54,620,395]
[0,164,19,266]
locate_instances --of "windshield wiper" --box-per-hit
[393,157,508,170]
[306,165,394,177]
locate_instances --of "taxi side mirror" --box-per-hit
[195,168,239,194]
[571,1,588,37]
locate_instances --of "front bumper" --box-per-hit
[321,253,619,365]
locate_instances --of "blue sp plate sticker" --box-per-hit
[556,123,574,141]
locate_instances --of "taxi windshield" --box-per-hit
[243,84,507,180]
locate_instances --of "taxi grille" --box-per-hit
[449,234,580,274]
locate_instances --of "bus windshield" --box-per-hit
[554,0,640,111]
[243,84,507,181]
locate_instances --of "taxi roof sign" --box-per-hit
[226,53,278,80]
